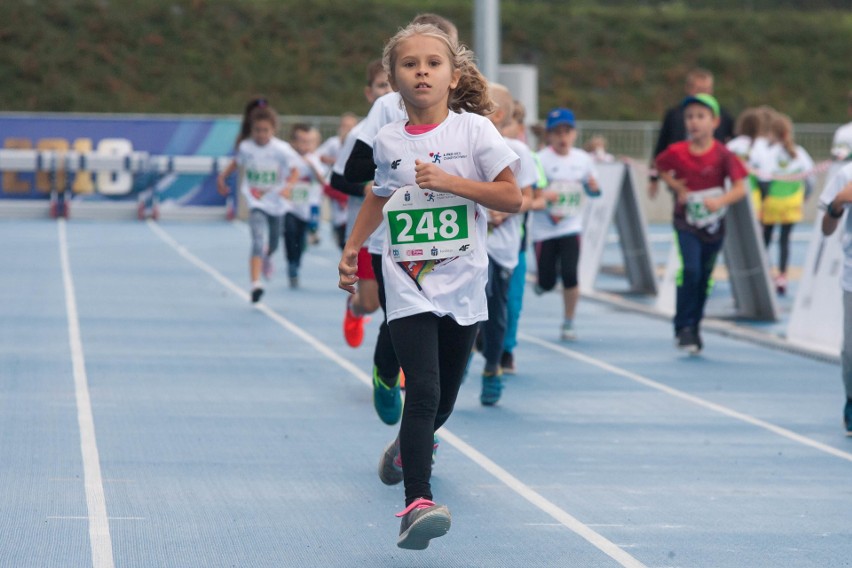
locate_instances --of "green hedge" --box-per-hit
[1,0,849,121]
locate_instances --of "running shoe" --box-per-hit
[262,256,274,280]
[775,274,787,296]
[480,371,503,406]
[343,296,365,347]
[289,276,299,289]
[251,286,264,304]
[373,367,402,425]
[396,498,451,550]
[676,327,701,354]
[844,399,852,436]
[560,322,577,341]
[500,351,515,375]
[378,437,403,486]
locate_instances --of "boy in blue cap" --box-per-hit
[530,108,600,341]
[654,94,748,353]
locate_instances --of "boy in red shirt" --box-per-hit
[655,94,747,353]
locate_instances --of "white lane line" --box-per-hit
[58,219,115,568]
[148,220,648,568]
[519,332,852,464]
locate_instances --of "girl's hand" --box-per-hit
[338,247,360,294]
[541,189,560,204]
[280,185,293,200]
[216,176,229,196]
[414,159,453,192]
[488,210,508,227]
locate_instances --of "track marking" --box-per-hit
[148,220,648,568]
[519,331,852,464]
[58,219,115,568]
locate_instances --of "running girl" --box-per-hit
[338,23,521,549]
[217,105,300,302]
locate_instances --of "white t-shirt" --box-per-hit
[819,162,852,291]
[332,121,381,248]
[236,137,300,216]
[318,135,342,164]
[769,144,816,190]
[372,111,520,325]
[726,135,753,161]
[747,137,775,182]
[486,137,538,271]
[531,146,598,242]
[832,122,852,161]
[286,152,323,221]
[357,92,406,147]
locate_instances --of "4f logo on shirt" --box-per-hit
[429,152,441,164]
[391,159,402,169]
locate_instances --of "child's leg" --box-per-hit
[558,234,581,321]
[434,316,479,429]
[694,238,724,326]
[481,257,512,374]
[266,213,282,257]
[389,312,441,505]
[372,254,400,384]
[844,291,852,400]
[503,249,526,356]
[282,213,307,278]
[674,230,703,332]
[762,223,774,248]
[778,223,794,275]
[248,209,266,283]
[534,239,558,292]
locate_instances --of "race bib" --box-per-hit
[289,182,311,205]
[685,187,726,228]
[548,180,584,219]
[383,185,477,262]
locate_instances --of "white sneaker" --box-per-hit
[561,322,577,341]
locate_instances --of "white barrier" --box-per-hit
[579,161,656,294]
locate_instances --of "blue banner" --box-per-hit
[0,113,240,206]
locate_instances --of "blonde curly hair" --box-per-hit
[382,23,494,116]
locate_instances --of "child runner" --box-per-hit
[284,123,326,288]
[338,23,521,549]
[530,108,601,341]
[818,161,852,434]
[654,93,748,353]
[501,98,546,375]
[329,59,402,424]
[318,113,359,249]
[342,14,460,424]
[217,104,300,303]
[761,113,815,295]
[726,107,767,215]
[479,83,536,405]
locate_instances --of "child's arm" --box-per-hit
[279,167,300,199]
[705,178,747,212]
[338,190,389,293]
[657,170,689,204]
[822,181,852,236]
[217,159,238,196]
[413,161,522,213]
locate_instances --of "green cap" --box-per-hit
[682,93,720,117]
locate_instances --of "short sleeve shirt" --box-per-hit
[655,140,747,242]
[531,146,599,242]
[236,137,300,216]
[372,111,520,325]
[819,162,852,291]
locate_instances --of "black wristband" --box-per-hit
[828,201,844,219]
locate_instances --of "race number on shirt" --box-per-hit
[548,180,584,218]
[685,186,726,228]
[289,183,312,205]
[383,185,477,262]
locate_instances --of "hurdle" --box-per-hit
[0,149,236,221]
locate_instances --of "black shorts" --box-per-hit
[534,234,580,291]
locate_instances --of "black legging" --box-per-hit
[283,213,308,278]
[763,223,794,275]
[389,312,478,506]
[371,253,400,384]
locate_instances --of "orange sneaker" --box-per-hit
[343,296,365,348]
